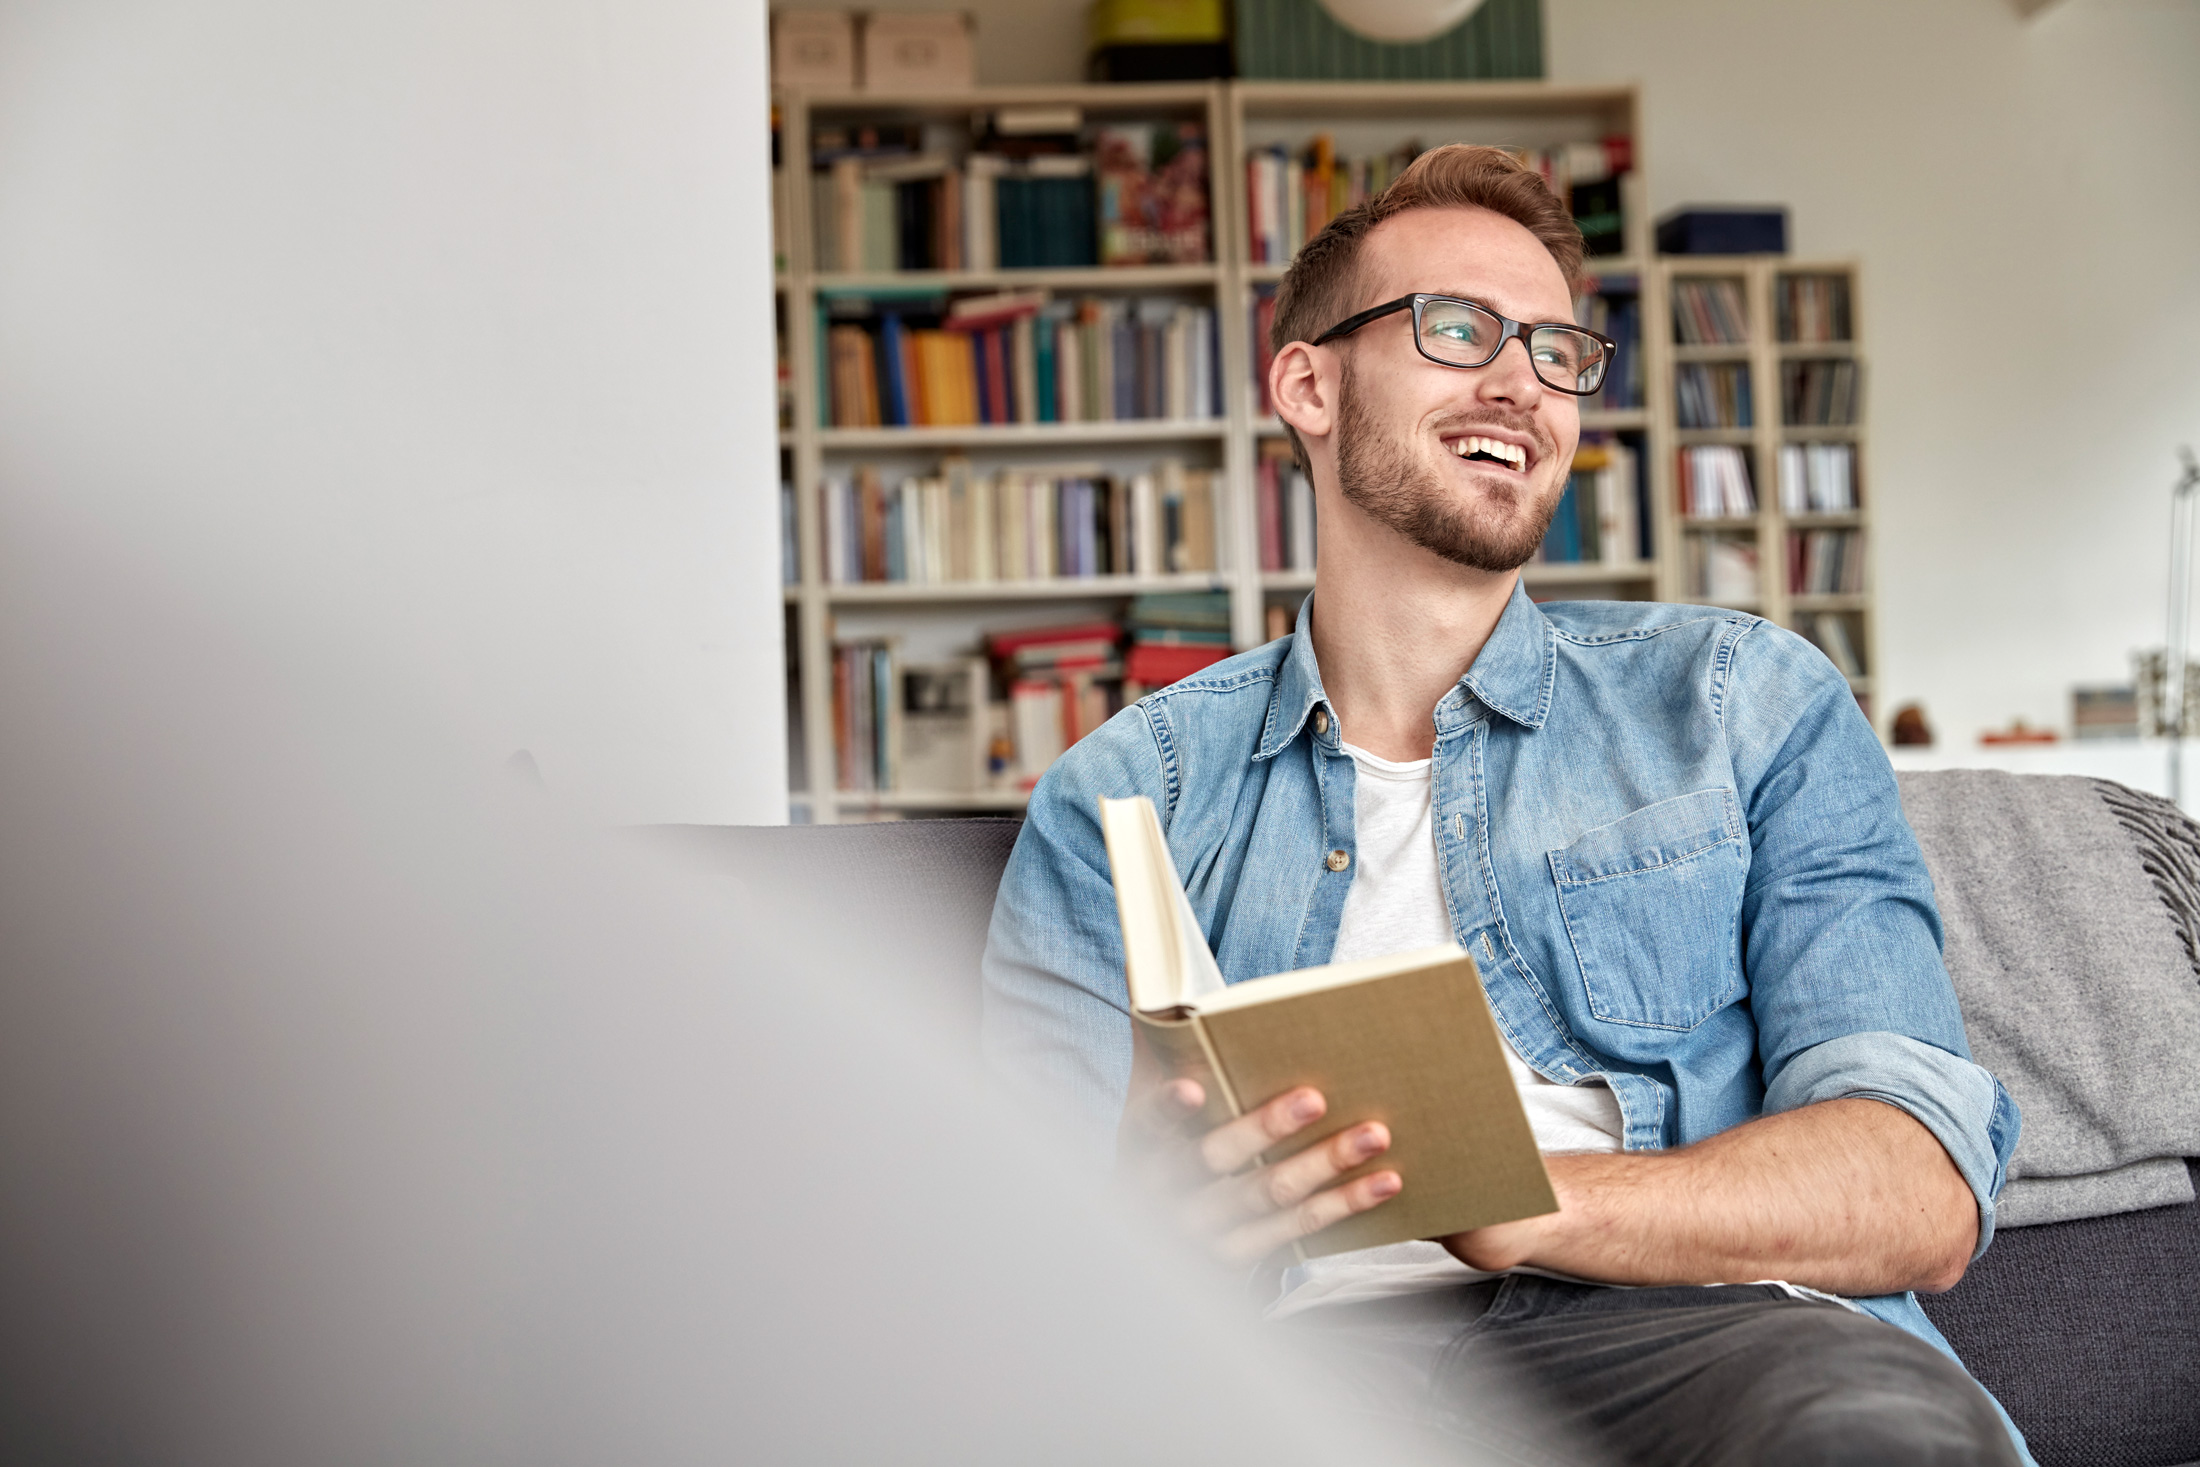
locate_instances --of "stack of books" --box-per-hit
[1675,362,1754,429]
[1777,275,1852,344]
[823,292,1221,427]
[1788,529,1865,595]
[1255,439,1316,574]
[817,456,1217,584]
[1244,135,1628,264]
[1537,440,1643,565]
[990,622,1124,786]
[1780,359,1859,426]
[1574,282,1642,410]
[810,119,1210,273]
[1670,279,1749,345]
[1123,591,1232,689]
[1687,536,1761,602]
[1677,446,1756,518]
[832,638,899,792]
[1777,443,1859,513]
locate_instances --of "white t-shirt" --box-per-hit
[1272,739,1624,1315]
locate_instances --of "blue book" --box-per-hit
[879,313,910,427]
[1546,480,1582,562]
[971,326,993,425]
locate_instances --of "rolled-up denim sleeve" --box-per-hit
[980,704,1170,1165]
[1724,621,2022,1256]
[1763,1030,2021,1256]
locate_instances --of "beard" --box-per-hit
[1332,361,1563,574]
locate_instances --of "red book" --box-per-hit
[1125,641,1230,687]
[983,328,1011,426]
[987,621,1121,656]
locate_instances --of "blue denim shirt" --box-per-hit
[981,584,2021,1372]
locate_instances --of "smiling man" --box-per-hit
[982,146,2027,1466]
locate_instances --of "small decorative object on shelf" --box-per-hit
[2071,685,2140,742]
[1890,703,1933,748]
[1979,719,2059,746]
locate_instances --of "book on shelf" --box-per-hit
[819,456,1217,585]
[1686,535,1760,602]
[1538,439,1642,567]
[833,637,902,793]
[1251,284,1279,415]
[1574,279,1641,410]
[1093,122,1211,266]
[1669,278,1749,345]
[1803,613,1865,679]
[1675,361,1754,429]
[1098,794,1557,1259]
[1255,438,1316,573]
[1677,446,1756,518]
[1777,442,1859,513]
[822,292,1220,428]
[1781,359,1859,426]
[781,480,799,586]
[1124,591,1232,687]
[1243,135,1628,266]
[1776,274,1852,344]
[991,621,1124,786]
[1787,529,1866,596]
[810,117,1210,274]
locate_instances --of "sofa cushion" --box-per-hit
[1920,1159,2200,1467]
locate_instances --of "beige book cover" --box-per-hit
[1100,796,1557,1259]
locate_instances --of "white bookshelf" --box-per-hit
[776,81,1674,820]
[1656,255,1875,714]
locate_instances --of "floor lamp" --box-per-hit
[2166,446,2200,805]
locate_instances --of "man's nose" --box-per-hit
[1475,333,1545,403]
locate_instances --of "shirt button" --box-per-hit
[1326,849,1351,872]
[1313,709,1330,735]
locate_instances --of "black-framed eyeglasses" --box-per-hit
[1312,293,1616,396]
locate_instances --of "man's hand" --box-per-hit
[1120,1078,1401,1266]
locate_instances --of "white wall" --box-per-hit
[1550,0,2200,746]
[836,0,2200,745]
[0,0,786,823]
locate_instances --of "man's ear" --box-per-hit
[1269,340,1337,446]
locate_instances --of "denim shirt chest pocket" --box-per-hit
[1548,787,1746,1031]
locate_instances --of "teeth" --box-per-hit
[1452,435,1525,469]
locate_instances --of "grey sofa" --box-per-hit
[662,774,2200,1467]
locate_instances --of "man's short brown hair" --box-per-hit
[1266,144,1585,472]
[1270,143,1585,360]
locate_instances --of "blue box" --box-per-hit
[1656,207,1788,255]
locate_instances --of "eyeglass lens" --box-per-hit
[1417,298,1608,394]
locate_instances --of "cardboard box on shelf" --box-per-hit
[773,11,857,90]
[861,12,975,93]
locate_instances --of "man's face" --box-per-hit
[1328,207,1582,573]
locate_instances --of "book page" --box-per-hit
[1098,796,1224,1012]
[1192,943,1465,1016]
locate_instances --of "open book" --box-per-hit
[1101,795,1557,1258]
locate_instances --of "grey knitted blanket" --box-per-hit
[1897,770,2200,1226]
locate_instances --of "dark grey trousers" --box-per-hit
[1276,1277,2023,1467]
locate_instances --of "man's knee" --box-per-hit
[1737,1308,2019,1467]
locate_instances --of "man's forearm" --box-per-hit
[1444,1098,1979,1297]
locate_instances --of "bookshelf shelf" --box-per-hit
[813,264,1222,293]
[778,80,1682,821]
[1655,256,1875,717]
[829,789,1033,813]
[822,573,1231,604]
[815,420,1229,450]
